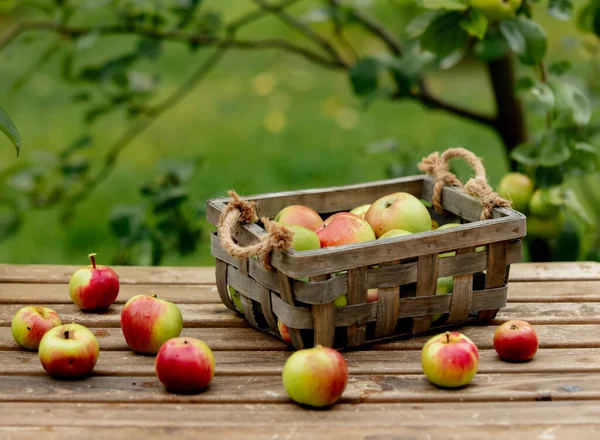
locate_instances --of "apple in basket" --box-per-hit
[39,323,99,378]
[494,320,539,362]
[275,205,323,231]
[365,192,432,237]
[155,337,215,394]
[121,294,183,354]
[11,306,62,350]
[421,331,479,388]
[316,212,376,248]
[69,253,120,311]
[282,345,348,407]
[349,204,371,219]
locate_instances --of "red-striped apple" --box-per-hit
[39,323,99,378]
[121,294,183,354]
[282,345,348,407]
[278,320,292,343]
[155,337,215,393]
[493,320,538,362]
[365,193,432,237]
[421,331,479,388]
[69,253,120,311]
[11,306,61,350]
[275,205,323,231]
[316,212,375,248]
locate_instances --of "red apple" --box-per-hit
[278,320,292,343]
[155,337,215,393]
[282,345,348,407]
[367,288,379,303]
[11,306,62,350]
[275,205,323,231]
[421,331,479,388]
[365,192,432,237]
[349,204,371,218]
[69,253,120,311]
[39,323,99,378]
[121,294,183,354]
[493,320,539,362]
[316,212,375,248]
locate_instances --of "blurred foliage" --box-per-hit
[0,0,599,264]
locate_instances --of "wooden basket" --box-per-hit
[206,172,526,351]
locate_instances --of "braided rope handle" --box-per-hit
[217,191,293,270]
[418,147,511,220]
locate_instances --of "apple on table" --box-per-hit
[421,331,479,388]
[494,320,539,362]
[69,253,120,311]
[11,306,61,350]
[39,323,99,378]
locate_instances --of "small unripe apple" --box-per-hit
[316,212,375,248]
[120,294,183,354]
[282,345,348,407]
[379,229,412,239]
[155,337,215,393]
[286,224,321,251]
[349,204,371,219]
[494,320,539,362]
[469,0,522,21]
[275,205,323,231]
[421,331,479,388]
[529,188,561,218]
[432,276,454,323]
[11,306,62,350]
[498,172,534,213]
[333,294,348,307]
[39,323,99,378]
[69,253,120,311]
[228,286,244,313]
[365,192,432,238]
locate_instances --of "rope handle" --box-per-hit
[418,147,511,220]
[217,190,293,270]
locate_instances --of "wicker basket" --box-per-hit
[206,161,526,350]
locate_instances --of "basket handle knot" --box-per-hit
[217,190,294,270]
[418,147,511,220]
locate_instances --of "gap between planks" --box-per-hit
[0,348,599,377]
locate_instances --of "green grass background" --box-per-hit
[0,0,597,266]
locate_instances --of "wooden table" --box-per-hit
[1,262,600,439]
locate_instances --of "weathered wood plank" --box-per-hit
[0,284,220,304]
[5,425,600,440]
[509,262,600,281]
[0,372,599,403]
[412,254,437,334]
[494,302,600,325]
[2,348,600,376]
[0,265,215,285]
[0,303,247,328]
[508,281,600,302]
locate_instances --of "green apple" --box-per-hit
[333,294,348,307]
[287,224,321,251]
[432,276,454,323]
[498,172,534,213]
[365,192,432,237]
[437,223,461,230]
[529,188,561,218]
[228,286,244,313]
[469,0,522,21]
[349,204,371,219]
[379,229,412,239]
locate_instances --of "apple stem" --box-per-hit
[446,332,450,344]
[64,330,70,340]
[88,253,97,269]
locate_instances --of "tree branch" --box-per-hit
[61,48,228,213]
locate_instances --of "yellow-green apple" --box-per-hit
[278,320,292,343]
[421,331,479,388]
[155,337,215,393]
[437,223,461,230]
[432,277,454,323]
[379,229,412,239]
[469,0,522,21]
[431,219,439,229]
[527,212,565,239]
[282,345,348,407]
[120,294,183,354]
[275,205,323,231]
[287,224,321,251]
[529,188,561,218]
[498,172,534,212]
[316,212,375,248]
[349,204,371,219]
[493,320,539,362]
[11,306,62,350]
[69,253,120,311]
[228,286,244,313]
[334,294,348,307]
[365,192,432,237]
[39,323,99,378]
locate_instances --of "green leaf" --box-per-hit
[0,107,22,156]
[420,0,467,10]
[406,11,442,38]
[548,0,573,21]
[153,187,189,212]
[460,9,488,40]
[511,142,540,166]
[499,17,547,65]
[349,57,380,96]
[137,38,162,60]
[564,189,596,230]
[420,12,469,60]
[565,142,600,175]
[515,76,535,93]
[535,166,565,187]
[548,60,571,76]
[110,205,145,240]
[528,82,555,110]
[473,32,510,61]
[538,131,572,167]
[551,80,592,126]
